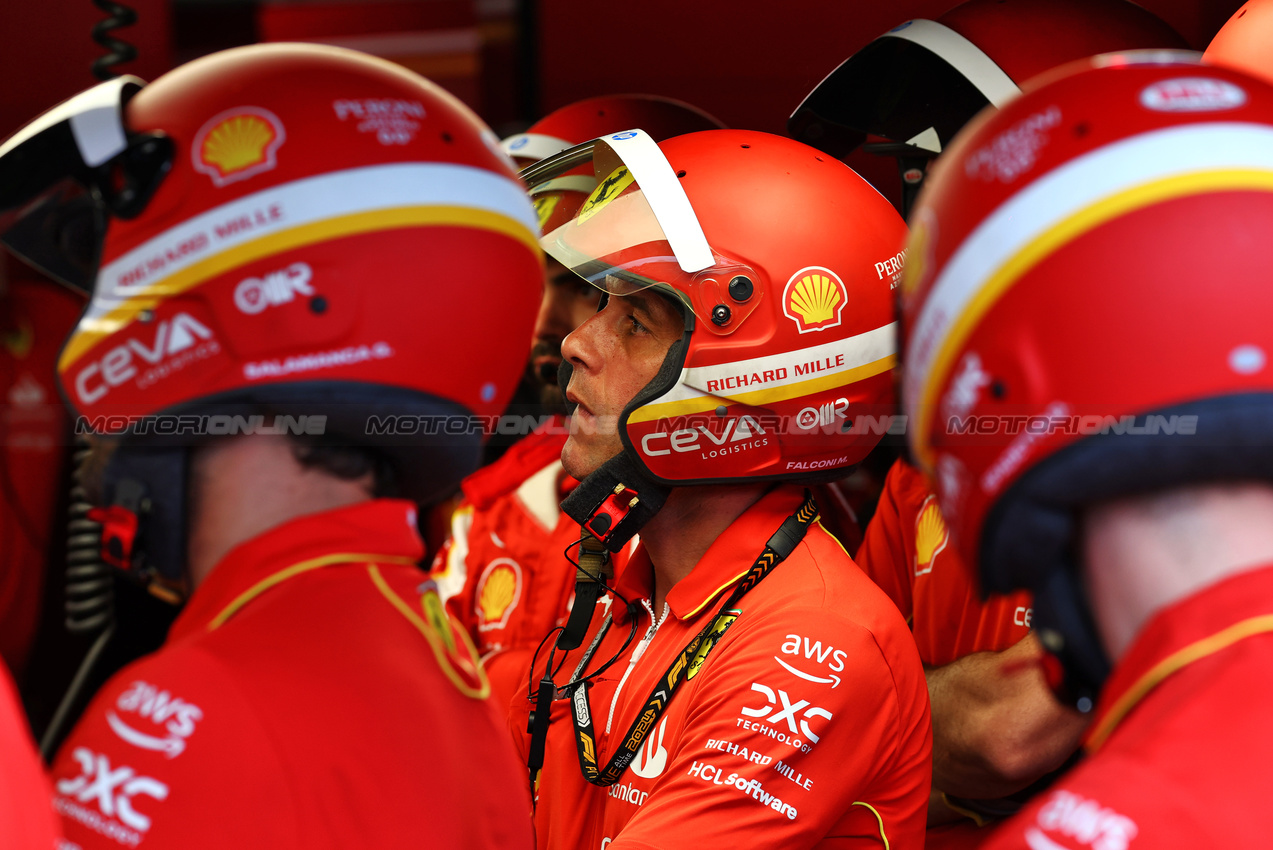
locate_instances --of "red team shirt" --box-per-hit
[433,425,631,708]
[855,459,1033,848]
[49,500,533,849]
[513,486,932,850]
[855,460,1033,668]
[981,564,1273,850]
[0,663,60,846]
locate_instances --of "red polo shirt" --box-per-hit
[50,499,533,849]
[979,563,1273,850]
[0,661,60,846]
[433,424,637,709]
[856,460,1033,668]
[512,485,931,850]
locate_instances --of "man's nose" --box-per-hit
[560,310,603,372]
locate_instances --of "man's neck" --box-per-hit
[640,483,769,617]
[1082,481,1273,660]
[186,436,374,590]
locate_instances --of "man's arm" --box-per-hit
[926,632,1088,801]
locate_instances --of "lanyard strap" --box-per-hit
[568,492,819,787]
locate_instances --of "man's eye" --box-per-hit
[627,314,647,334]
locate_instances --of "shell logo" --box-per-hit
[476,558,522,631]
[192,107,286,187]
[914,494,949,576]
[782,266,848,333]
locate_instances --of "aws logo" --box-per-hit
[914,494,949,576]
[775,634,846,688]
[640,415,768,458]
[107,679,202,759]
[783,266,847,334]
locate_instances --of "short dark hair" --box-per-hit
[288,437,399,498]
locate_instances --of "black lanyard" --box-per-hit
[566,492,819,787]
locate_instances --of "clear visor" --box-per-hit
[522,130,763,334]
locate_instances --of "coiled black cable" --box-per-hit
[91,0,138,81]
[63,438,112,635]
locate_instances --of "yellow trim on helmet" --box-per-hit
[627,353,895,424]
[913,168,1273,472]
[207,552,421,629]
[61,205,542,370]
[1085,612,1273,752]
[366,564,491,700]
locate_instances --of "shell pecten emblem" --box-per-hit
[914,494,949,576]
[476,558,522,632]
[193,107,286,187]
[782,266,848,333]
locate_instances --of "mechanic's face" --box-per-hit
[530,258,603,406]
[560,284,684,480]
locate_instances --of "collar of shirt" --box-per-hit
[169,498,425,641]
[609,485,806,625]
[1083,561,1273,752]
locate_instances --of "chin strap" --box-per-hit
[1030,567,1111,714]
[560,452,670,553]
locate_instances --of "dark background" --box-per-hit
[1,0,1243,141]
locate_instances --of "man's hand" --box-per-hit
[926,633,1089,802]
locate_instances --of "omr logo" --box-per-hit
[640,415,766,457]
[75,313,215,405]
[233,262,314,314]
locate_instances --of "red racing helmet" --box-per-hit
[525,129,906,544]
[1204,1,1273,86]
[0,44,542,588]
[899,53,1273,707]
[503,95,724,234]
[789,0,1187,214]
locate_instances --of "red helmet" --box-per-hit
[503,95,724,234]
[899,53,1273,706]
[525,128,905,544]
[0,44,542,586]
[1204,1,1273,86]
[789,0,1187,214]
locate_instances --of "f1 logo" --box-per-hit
[740,683,833,743]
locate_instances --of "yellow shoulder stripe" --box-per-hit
[1086,612,1273,752]
[851,801,891,849]
[208,551,420,630]
[366,564,491,700]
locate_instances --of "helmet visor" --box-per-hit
[524,130,763,334]
[788,19,1019,159]
[0,76,141,293]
